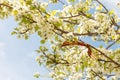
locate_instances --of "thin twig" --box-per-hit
[95,0,108,12]
[89,43,120,66]
[54,26,120,36]
[79,11,95,20]
[91,70,105,80]
[19,28,30,34]
[63,20,79,25]
[60,11,95,20]
[58,0,66,5]
[98,59,112,62]
[106,38,120,49]
[53,30,65,38]
[60,14,82,19]
[42,51,69,65]
[22,15,37,23]
[0,3,13,9]
[96,0,120,31]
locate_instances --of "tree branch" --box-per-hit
[58,0,66,5]
[42,51,70,65]
[89,43,120,66]
[41,51,83,66]
[98,58,112,63]
[106,38,120,49]
[60,14,82,19]
[91,70,105,80]
[19,28,30,34]
[63,20,79,25]
[96,0,120,30]
[60,11,95,20]
[79,11,95,20]
[0,3,13,9]
[54,26,120,36]
[22,15,37,23]
[95,0,108,12]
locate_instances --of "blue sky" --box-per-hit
[0,17,52,80]
[0,0,120,80]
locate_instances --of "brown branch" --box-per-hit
[22,15,37,23]
[111,17,120,31]
[55,26,120,66]
[41,51,69,65]
[96,0,120,30]
[42,51,55,62]
[53,30,65,38]
[89,43,120,66]
[61,41,93,57]
[60,11,95,20]
[54,26,120,36]
[42,51,69,65]
[63,20,79,25]
[0,3,13,9]
[18,15,37,34]
[106,38,120,49]
[95,0,108,12]
[19,28,30,34]
[42,51,83,66]
[60,14,82,19]
[61,40,119,65]
[97,59,112,63]
[58,0,66,5]
[79,11,95,20]
[91,70,105,80]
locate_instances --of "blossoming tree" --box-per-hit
[0,0,120,80]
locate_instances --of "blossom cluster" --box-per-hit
[0,0,120,80]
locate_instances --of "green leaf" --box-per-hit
[55,35,58,41]
[34,72,40,78]
[17,35,21,39]
[26,14,32,18]
[24,35,28,40]
[11,31,17,35]
[26,0,32,5]
[50,0,58,3]
[81,65,84,72]
[30,5,36,10]
[40,39,46,44]
[57,71,65,75]
[14,28,19,31]
[39,46,43,50]
[38,31,41,36]
[21,18,29,24]
[67,0,75,2]
[75,65,80,72]
[96,5,103,11]
[61,48,66,52]
[36,50,40,53]
[12,9,18,15]
[99,45,103,48]
[54,19,62,27]
[46,60,53,66]
[51,10,57,16]
[86,14,92,17]
[84,61,88,67]
[40,7,45,12]
[35,25,39,32]
[108,10,114,15]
